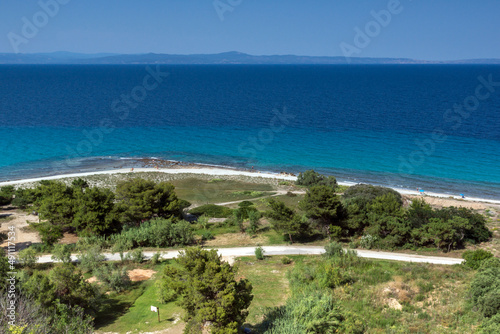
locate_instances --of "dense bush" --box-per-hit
[470,257,500,318]
[94,263,131,292]
[0,292,94,334]
[262,292,347,334]
[22,264,99,314]
[17,247,38,268]
[324,241,344,258]
[296,170,337,189]
[157,247,253,333]
[18,178,190,246]
[255,246,265,260]
[262,251,363,334]
[463,249,494,270]
[113,218,194,248]
[479,314,500,333]
[0,249,9,282]
[128,248,145,263]
[0,186,15,205]
[51,243,73,264]
[189,204,233,218]
[77,245,106,273]
[339,184,491,251]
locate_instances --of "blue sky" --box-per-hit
[1,0,499,60]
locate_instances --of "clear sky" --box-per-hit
[1,0,499,60]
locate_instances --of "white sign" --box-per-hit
[151,306,158,312]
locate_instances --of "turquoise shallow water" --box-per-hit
[0,65,499,199]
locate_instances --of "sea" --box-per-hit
[0,64,499,199]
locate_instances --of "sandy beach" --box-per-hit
[1,166,499,205]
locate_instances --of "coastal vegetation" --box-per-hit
[0,170,497,333]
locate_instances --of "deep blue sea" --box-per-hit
[0,64,499,199]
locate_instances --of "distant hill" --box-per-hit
[0,51,499,65]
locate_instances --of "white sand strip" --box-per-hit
[0,167,297,186]
[1,167,499,205]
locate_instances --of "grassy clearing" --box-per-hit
[92,254,482,334]
[172,178,275,205]
[94,261,184,334]
[242,255,481,333]
[236,255,294,326]
[249,194,305,211]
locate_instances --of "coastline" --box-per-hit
[1,165,499,205]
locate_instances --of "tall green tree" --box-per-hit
[72,186,120,236]
[116,179,189,225]
[33,181,76,228]
[299,186,346,239]
[159,247,253,334]
[296,170,337,189]
[266,199,307,243]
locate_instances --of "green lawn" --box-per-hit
[170,178,275,205]
[94,262,184,333]
[237,255,300,326]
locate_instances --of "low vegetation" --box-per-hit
[0,170,497,333]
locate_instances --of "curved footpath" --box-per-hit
[36,246,464,265]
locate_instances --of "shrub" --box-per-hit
[189,204,233,218]
[262,292,355,334]
[238,201,254,208]
[470,257,500,318]
[248,210,261,235]
[51,244,73,264]
[463,249,494,270]
[296,170,337,189]
[128,248,145,263]
[281,256,292,265]
[0,186,14,205]
[156,269,178,303]
[479,314,500,333]
[115,219,194,248]
[201,230,215,241]
[255,246,265,260]
[151,252,162,265]
[77,245,105,273]
[17,248,38,268]
[324,241,344,258]
[94,264,131,292]
[360,234,377,249]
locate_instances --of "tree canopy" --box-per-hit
[296,170,337,189]
[116,178,189,225]
[158,247,253,334]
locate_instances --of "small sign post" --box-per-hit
[151,305,160,322]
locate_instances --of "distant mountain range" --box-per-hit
[0,51,499,65]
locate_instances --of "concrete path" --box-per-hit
[37,245,464,265]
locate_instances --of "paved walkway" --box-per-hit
[37,245,464,265]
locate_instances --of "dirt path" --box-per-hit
[0,208,40,251]
[214,190,306,206]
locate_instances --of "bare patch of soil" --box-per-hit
[203,233,268,247]
[0,209,40,250]
[128,269,156,282]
